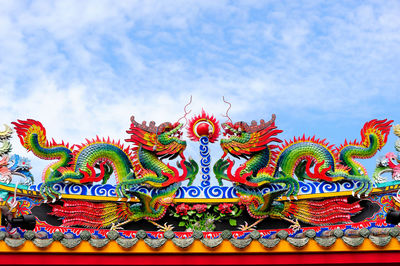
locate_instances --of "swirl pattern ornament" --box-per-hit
[299,182,316,194]
[177,186,202,198]
[51,183,65,194]
[29,180,362,199]
[318,182,340,193]
[187,110,221,188]
[66,184,88,195]
[200,136,211,187]
[205,186,225,197]
[177,186,238,198]
[91,184,113,197]
[343,180,357,190]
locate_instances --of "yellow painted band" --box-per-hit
[173,198,238,204]
[0,183,397,203]
[0,238,397,254]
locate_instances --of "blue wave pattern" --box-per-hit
[199,136,211,187]
[30,183,117,197]
[29,180,362,199]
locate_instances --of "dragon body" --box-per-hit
[12,117,197,201]
[50,183,180,229]
[235,185,363,229]
[214,115,392,230]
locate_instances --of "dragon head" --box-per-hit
[157,122,185,145]
[126,116,187,160]
[386,152,400,168]
[221,122,251,144]
[220,114,282,159]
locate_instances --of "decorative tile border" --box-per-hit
[1,226,400,250]
[27,180,370,199]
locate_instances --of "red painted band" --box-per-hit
[0,252,399,265]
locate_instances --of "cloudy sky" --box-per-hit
[1,0,399,185]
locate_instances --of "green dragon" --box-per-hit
[214,115,392,230]
[12,116,197,202]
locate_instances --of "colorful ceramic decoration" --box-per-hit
[1,101,400,264]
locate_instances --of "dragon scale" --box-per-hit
[12,117,195,201]
[63,141,134,184]
[274,140,336,180]
[137,146,174,179]
[215,115,393,231]
[239,149,273,177]
[217,116,393,196]
[12,119,136,200]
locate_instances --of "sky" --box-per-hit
[0,0,399,186]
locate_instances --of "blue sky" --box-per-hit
[1,0,399,185]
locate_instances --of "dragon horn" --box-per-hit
[177,95,192,128]
[222,96,233,124]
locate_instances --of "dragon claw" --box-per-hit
[238,221,254,231]
[110,222,123,231]
[148,221,175,232]
[349,178,372,198]
[158,223,174,232]
[238,220,262,231]
[288,219,301,232]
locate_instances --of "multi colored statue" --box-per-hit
[0,124,33,185]
[12,116,197,202]
[1,100,396,234]
[374,124,400,183]
[214,114,393,230]
[10,113,200,230]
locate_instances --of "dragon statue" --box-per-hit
[12,116,197,202]
[49,182,180,230]
[214,114,393,230]
[0,124,33,185]
[0,124,13,156]
[374,124,400,183]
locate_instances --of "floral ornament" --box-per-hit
[175,203,191,216]
[171,203,243,231]
[218,203,233,214]
[191,204,208,213]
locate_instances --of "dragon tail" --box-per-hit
[337,119,393,158]
[282,197,363,226]
[50,200,132,228]
[360,119,393,151]
[336,119,393,176]
[12,119,48,151]
[12,119,73,162]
